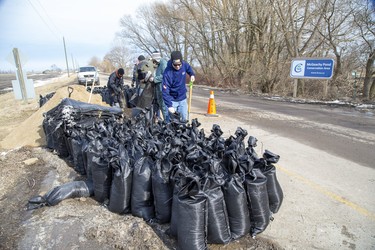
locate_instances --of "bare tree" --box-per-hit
[101,58,115,74]
[111,0,371,100]
[352,0,375,100]
[103,45,131,69]
[88,56,101,69]
[270,0,330,96]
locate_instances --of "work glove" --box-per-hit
[190,75,195,82]
[168,107,176,114]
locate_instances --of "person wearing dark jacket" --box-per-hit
[107,68,125,108]
[135,55,146,95]
[162,50,195,122]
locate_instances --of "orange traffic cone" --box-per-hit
[206,90,219,117]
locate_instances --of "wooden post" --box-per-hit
[293,78,298,98]
[63,37,70,77]
[12,48,27,101]
[323,80,328,98]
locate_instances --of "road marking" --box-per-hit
[275,164,375,221]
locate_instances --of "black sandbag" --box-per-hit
[42,106,69,157]
[102,87,112,105]
[42,118,55,149]
[44,180,92,206]
[81,139,90,177]
[39,92,55,107]
[245,168,271,237]
[108,145,133,214]
[83,144,94,182]
[234,127,248,155]
[152,158,173,223]
[56,127,70,157]
[262,164,283,213]
[263,149,280,164]
[246,136,259,161]
[124,86,136,108]
[70,137,86,175]
[223,173,250,240]
[169,183,179,238]
[177,179,208,250]
[169,164,195,238]
[64,137,75,168]
[204,179,231,244]
[131,156,155,221]
[258,150,283,214]
[90,153,112,203]
[222,149,237,174]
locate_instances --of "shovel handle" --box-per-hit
[188,81,193,116]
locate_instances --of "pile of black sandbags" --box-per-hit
[86,84,151,109]
[29,98,283,249]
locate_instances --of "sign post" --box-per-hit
[11,48,35,101]
[290,58,335,97]
[13,48,27,101]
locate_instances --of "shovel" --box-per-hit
[187,80,193,121]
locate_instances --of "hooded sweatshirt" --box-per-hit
[162,60,195,108]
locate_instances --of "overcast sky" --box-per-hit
[0,0,160,72]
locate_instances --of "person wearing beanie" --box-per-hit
[162,50,195,122]
[107,68,125,108]
[151,51,162,63]
[135,55,147,95]
[131,59,138,87]
[151,51,168,120]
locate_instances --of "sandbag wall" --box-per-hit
[41,98,284,249]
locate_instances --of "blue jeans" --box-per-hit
[172,98,188,122]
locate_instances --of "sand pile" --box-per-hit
[0,85,109,149]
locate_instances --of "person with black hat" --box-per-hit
[162,50,195,122]
[135,55,146,95]
[107,68,125,108]
[131,59,138,87]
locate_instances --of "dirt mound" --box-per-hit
[0,85,109,149]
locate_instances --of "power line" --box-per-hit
[26,0,60,41]
[34,0,63,35]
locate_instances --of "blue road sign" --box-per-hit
[290,58,335,79]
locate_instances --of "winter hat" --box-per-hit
[151,51,162,62]
[171,51,182,64]
[138,55,145,61]
[117,68,125,75]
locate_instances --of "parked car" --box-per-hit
[76,66,100,85]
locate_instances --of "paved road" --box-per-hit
[187,86,375,249]
[191,86,375,169]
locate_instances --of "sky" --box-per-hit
[0,0,160,72]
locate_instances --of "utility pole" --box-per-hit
[12,48,27,101]
[63,36,70,77]
[71,54,75,72]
